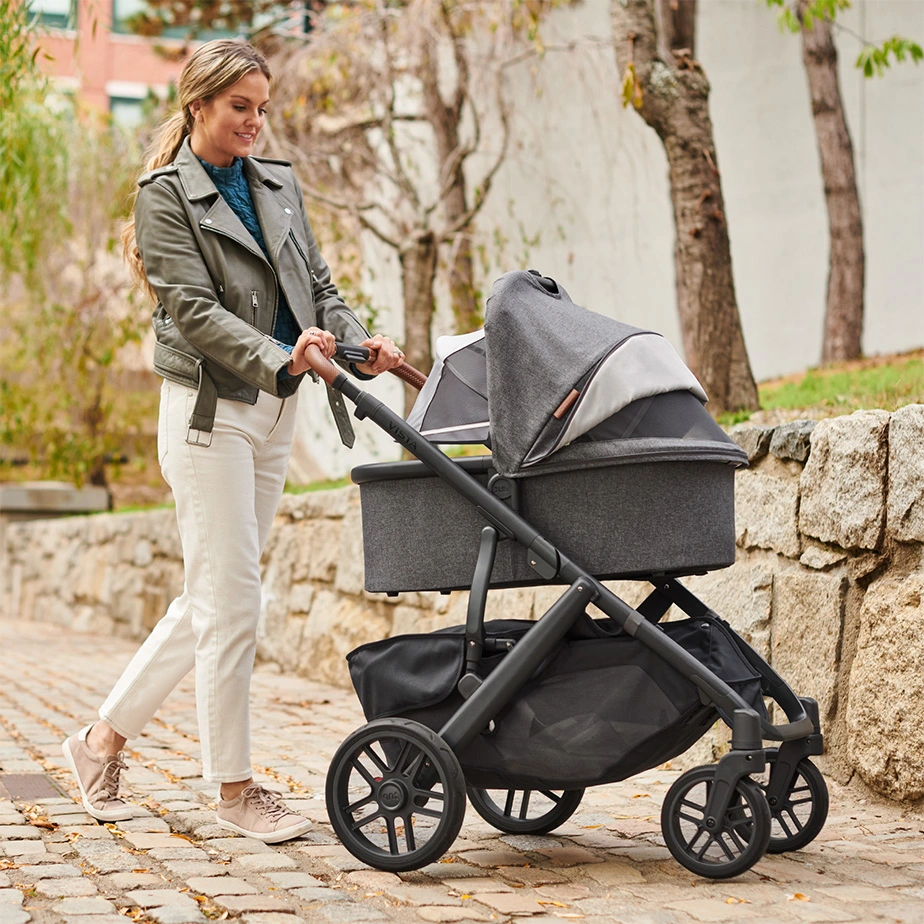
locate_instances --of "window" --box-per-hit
[111,0,237,39]
[31,0,77,30]
[109,95,146,128]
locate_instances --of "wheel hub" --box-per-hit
[378,780,408,812]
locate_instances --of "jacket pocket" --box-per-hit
[153,341,202,389]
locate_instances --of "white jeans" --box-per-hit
[100,381,297,783]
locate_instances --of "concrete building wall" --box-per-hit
[294,0,923,481]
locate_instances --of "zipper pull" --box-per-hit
[252,291,259,309]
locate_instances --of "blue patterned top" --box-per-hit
[198,156,300,376]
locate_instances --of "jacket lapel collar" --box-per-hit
[174,139,265,261]
[245,158,291,264]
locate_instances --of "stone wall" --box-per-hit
[3,407,924,805]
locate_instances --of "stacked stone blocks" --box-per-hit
[2,407,923,806]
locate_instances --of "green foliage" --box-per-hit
[1,109,155,488]
[763,0,922,78]
[0,0,70,286]
[856,36,924,77]
[765,0,850,34]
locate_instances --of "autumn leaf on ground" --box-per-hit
[787,892,811,901]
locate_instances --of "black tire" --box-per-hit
[325,718,466,872]
[760,750,829,854]
[661,765,771,879]
[466,786,584,835]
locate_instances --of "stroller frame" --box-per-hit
[317,348,825,880]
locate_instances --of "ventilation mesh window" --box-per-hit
[577,390,728,443]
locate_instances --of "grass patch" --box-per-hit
[285,476,352,494]
[719,350,924,425]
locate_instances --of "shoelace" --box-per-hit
[100,752,128,801]
[241,784,290,821]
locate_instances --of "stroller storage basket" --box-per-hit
[347,615,767,791]
[352,454,739,592]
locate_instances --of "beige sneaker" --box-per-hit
[217,784,312,843]
[61,725,133,822]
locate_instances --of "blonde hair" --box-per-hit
[122,39,272,300]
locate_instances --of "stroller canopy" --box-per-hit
[407,270,747,478]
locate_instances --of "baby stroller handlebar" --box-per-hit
[303,342,428,391]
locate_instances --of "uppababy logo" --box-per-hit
[387,420,416,451]
[379,783,403,809]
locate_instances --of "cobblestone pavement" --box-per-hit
[1,618,922,924]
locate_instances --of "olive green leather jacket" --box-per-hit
[134,138,370,445]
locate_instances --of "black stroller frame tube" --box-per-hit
[337,373,814,747]
[439,579,596,754]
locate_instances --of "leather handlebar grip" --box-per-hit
[303,343,428,391]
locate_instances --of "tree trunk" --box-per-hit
[798,0,864,364]
[399,231,439,415]
[419,24,482,334]
[611,0,759,415]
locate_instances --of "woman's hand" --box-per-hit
[355,334,404,376]
[289,327,336,375]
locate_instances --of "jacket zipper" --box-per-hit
[201,222,278,335]
[289,231,318,285]
[556,331,655,440]
[251,290,258,325]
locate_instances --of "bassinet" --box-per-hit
[353,270,747,592]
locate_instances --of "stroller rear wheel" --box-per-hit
[325,718,466,872]
[466,786,584,835]
[760,750,829,854]
[661,765,771,879]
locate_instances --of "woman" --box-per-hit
[61,39,403,844]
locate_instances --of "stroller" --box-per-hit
[310,270,827,880]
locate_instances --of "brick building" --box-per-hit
[32,0,202,125]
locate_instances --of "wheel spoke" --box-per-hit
[503,790,515,817]
[403,813,416,852]
[350,756,378,788]
[778,810,799,836]
[385,815,399,854]
[350,808,383,832]
[519,790,532,820]
[413,805,445,820]
[390,740,412,774]
[678,810,704,825]
[412,786,445,803]
[726,825,747,854]
[362,745,388,775]
[716,832,737,860]
[403,748,427,783]
[680,796,707,813]
[693,832,714,860]
[348,792,376,813]
[540,790,563,804]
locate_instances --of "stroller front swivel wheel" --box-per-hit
[661,765,771,879]
[467,786,584,835]
[761,750,829,854]
[325,718,466,872]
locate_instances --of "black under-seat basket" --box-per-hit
[347,614,768,791]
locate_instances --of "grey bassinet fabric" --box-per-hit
[352,456,738,592]
[483,271,717,476]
